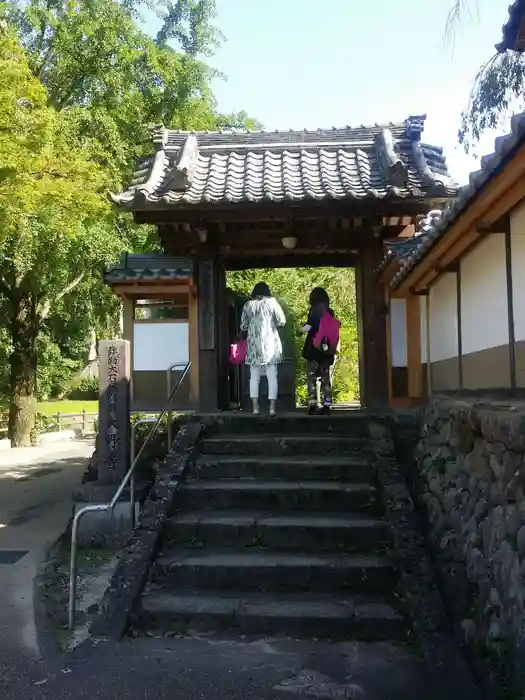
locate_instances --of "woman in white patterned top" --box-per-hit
[240,282,286,416]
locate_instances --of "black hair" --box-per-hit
[251,282,272,298]
[309,287,330,307]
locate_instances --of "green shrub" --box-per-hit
[68,375,99,400]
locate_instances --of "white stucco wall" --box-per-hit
[460,234,508,354]
[429,272,458,363]
[511,201,525,343]
[390,298,407,367]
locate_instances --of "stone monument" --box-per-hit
[98,339,131,485]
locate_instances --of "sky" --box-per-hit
[199,0,513,185]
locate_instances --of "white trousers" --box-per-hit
[249,363,278,401]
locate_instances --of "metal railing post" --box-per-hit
[67,361,190,631]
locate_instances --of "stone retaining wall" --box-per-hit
[414,396,525,692]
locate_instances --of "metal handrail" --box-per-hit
[68,361,191,631]
[166,361,186,448]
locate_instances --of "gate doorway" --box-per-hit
[225,267,359,412]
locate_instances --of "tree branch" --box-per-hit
[37,271,85,321]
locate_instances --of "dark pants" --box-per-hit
[307,359,333,407]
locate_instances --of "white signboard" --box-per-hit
[133,322,189,371]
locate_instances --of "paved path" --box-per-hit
[0,440,93,689]
[6,636,429,700]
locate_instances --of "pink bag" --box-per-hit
[229,340,247,365]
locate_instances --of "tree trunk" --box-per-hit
[9,293,38,447]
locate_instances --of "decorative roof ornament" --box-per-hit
[404,115,427,142]
[416,209,443,236]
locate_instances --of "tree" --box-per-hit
[0,28,120,444]
[0,0,260,443]
[445,0,525,152]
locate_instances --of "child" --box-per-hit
[301,288,340,415]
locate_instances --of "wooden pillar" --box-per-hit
[197,258,218,411]
[196,256,228,411]
[122,297,134,401]
[356,247,389,408]
[188,288,200,407]
[406,293,422,400]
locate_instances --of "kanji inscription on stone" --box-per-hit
[98,340,131,485]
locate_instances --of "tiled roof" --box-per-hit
[104,253,193,284]
[376,210,442,274]
[109,115,457,210]
[496,0,525,52]
[390,112,525,289]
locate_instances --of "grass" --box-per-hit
[37,400,98,415]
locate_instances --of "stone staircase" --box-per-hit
[134,414,407,641]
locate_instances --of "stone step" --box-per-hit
[166,510,390,552]
[203,413,369,437]
[151,550,396,594]
[136,589,406,641]
[180,480,378,513]
[192,455,374,483]
[199,434,369,457]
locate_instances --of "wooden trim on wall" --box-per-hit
[385,290,394,406]
[426,293,432,396]
[456,264,463,390]
[505,222,517,389]
[406,294,422,399]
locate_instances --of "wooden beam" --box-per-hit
[113,283,190,297]
[406,294,422,398]
[134,197,448,225]
[225,252,359,270]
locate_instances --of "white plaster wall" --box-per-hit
[511,201,525,342]
[429,272,458,362]
[390,298,407,367]
[420,296,428,363]
[460,234,508,354]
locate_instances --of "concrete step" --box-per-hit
[151,550,396,594]
[180,480,378,513]
[136,589,406,641]
[192,455,374,483]
[199,434,369,457]
[203,413,369,437]
[166,510,390,552]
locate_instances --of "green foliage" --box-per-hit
[36,334,82,400]
[227,267,359,404]
[458,52,525,153]
[0,1,259,443]
[444,1,525,151]
[67,375,99,401]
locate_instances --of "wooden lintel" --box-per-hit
[113,283,190,298]
[225,252,359,270]
[134,197,446,226]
